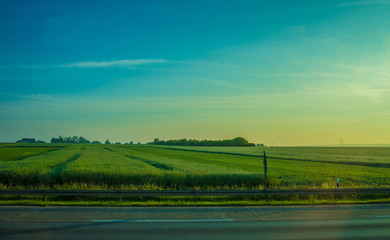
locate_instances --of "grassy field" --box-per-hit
[0,144,389,191]
[0,145,63,162]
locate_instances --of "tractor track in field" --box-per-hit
[49,153,83,184]
[2,147,65,162]
[50,153,82,172]
[124,154,174,171]
[154,146,390,169]
[104,147,175,171]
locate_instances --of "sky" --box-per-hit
[1,0,390,145]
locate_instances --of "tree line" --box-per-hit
[153,137,256,147]
[50,136,136,145]
[50,136,259,147]
[51,136,94,144]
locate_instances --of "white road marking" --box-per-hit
[92,219,234,223]
[374,215,390,218]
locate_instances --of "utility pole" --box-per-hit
[263,151,268,189]
[263,150,268,202]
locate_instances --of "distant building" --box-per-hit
[16,138,36,143]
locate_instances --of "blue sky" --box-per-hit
[1,0,390,145]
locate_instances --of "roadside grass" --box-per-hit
[1,194,389,206]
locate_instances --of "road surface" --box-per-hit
[0,204,389,239]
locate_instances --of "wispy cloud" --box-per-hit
[0,64,45,69]
[57,59,167,68]
[335,0,390,7]
[1,59,168,69]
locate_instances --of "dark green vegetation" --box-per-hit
[2,193,390,206]
[153,137,256,147]
[0,144,389,191]
[51,136,94,144]
[0,145,62,162]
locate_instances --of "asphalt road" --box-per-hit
[0,204,389,239]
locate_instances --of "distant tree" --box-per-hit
[78,136,90,144]
[51,136,64,143]
[115,142,121,145]
[130,141,133,145]
[65,136,78,143]
[105,140,111,144]
[36,140,46,143]
[51,135,91,144]
[178,138,189,146]
[232,137,248,146]
[92,140,101,144]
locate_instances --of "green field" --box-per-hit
[0,144,389,190]
[0,145,63,162]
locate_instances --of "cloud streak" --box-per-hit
[57,59,167,68]
[335,0,390,8]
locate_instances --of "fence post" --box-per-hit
[263,150,268,202]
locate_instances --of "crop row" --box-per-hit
[0,144,389,190]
